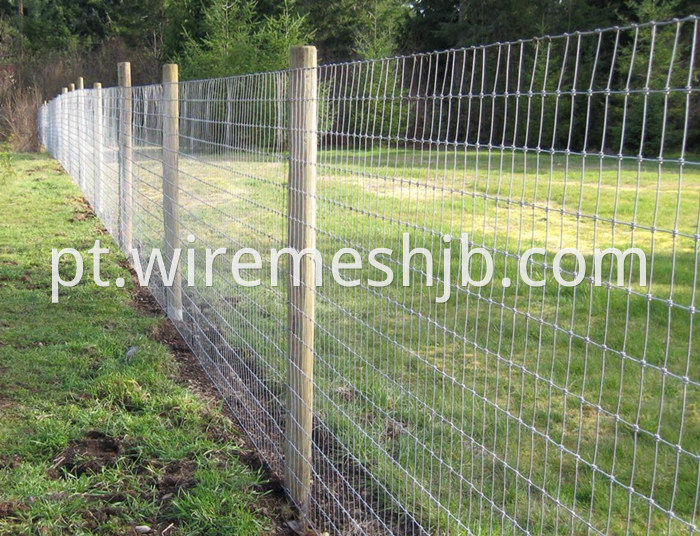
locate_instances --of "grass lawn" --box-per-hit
[111,144,698,535]
[0,152,286,535]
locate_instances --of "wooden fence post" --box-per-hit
[285,45,317,522]
[93,82,103,215]
[162,64,183,321]
[60,87,67,166]
[276,71,285,152]
[67,84,75,174]
[118,62,133,254]
[77,77,85,190]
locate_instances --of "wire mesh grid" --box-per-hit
[39,15,699,536]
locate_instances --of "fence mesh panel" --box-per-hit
[40,16,699,536]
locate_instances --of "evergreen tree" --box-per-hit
[177,0,311,79]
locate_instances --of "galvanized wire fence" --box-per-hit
[39,16,699,536]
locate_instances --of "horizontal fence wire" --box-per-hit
[40,15,699,535]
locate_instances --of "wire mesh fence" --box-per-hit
[39,15,699,536]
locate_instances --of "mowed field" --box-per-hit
[100,144,699,535]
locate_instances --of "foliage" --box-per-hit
[407,0,697,53]
[0,0,696,152]
[176,0,312,80]
[330,59,414,149]
[608,0,696,155]
[0,65,40,151]
[3,0,698,67]
[295,0,410,61]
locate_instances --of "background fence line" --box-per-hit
[39,16,699,536]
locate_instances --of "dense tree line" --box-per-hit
[3,0,696,76]
[0,0,695,151]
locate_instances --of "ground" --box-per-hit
[118,146,697,534]
[0,152,292,535]
[3,144,698,534]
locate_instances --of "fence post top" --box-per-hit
[290,45,316,52]
[61,87,67,94]
[163,63,178,82]
[77,77,84,90]
[118,62,132,87]
[93,82,102,89]
[290,46,317,66]
[68,83,75,91]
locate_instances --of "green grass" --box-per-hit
[47,141,699,534]
[0,152,276,535]
[120,145,699,535]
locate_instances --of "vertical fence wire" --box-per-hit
[39,15,699,536]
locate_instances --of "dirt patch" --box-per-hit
[119,262,164,317]
[69,211,94,223]
[158,460,197,500]
[0,500,28,520]
[0,396,15,411]
[80,506,121,530]
[19,273,44,290]
[0,455,21,470]
[51,431,121,477]
[151,321,189,356]
[69,196,96,223]
[131,285,162,316]
[10,339,46,349]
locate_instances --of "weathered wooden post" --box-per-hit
[67,84,75,174]
[162,64,183,321]
[118,62,133,254]
[276,71,285,152]
[93,82,103,215]
[285,45,317,521]
[60,87,67,166]
[77,77,85,191]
